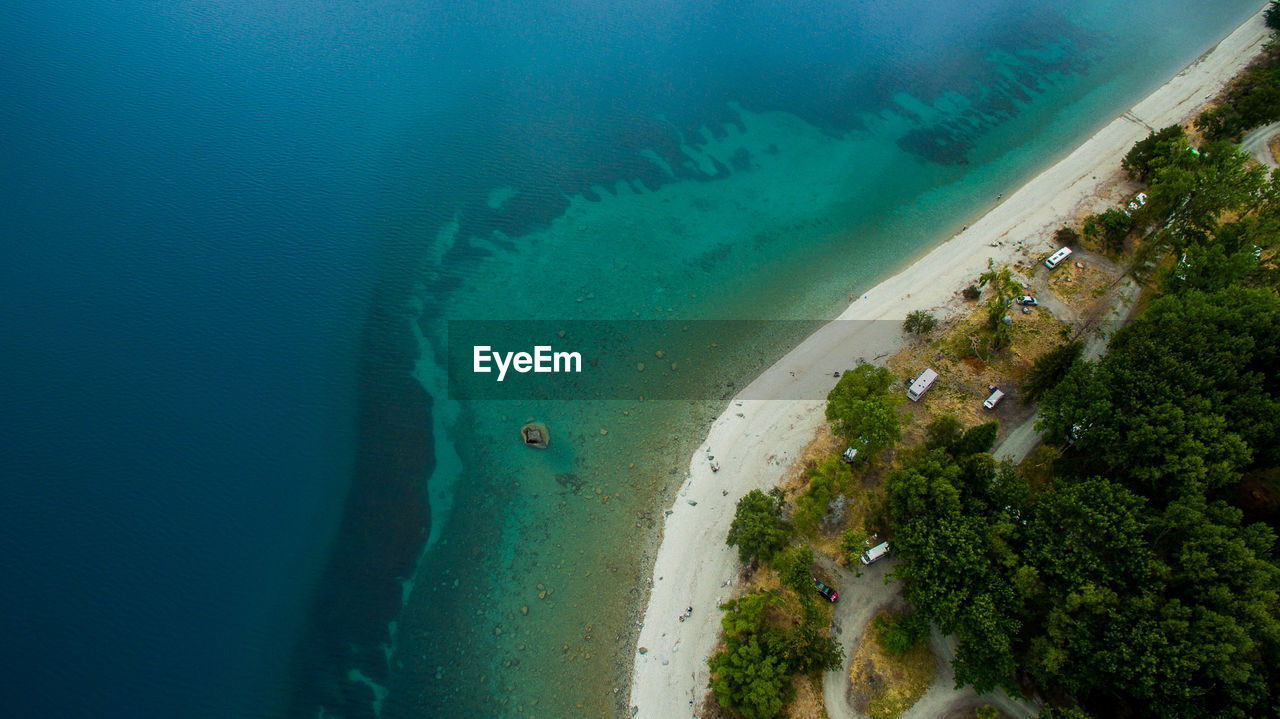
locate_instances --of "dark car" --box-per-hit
[812,577,838,603]
[1016,295,1038,306]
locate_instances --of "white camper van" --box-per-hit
[1044,246,1073,269]
[983,388,1005,409]
[860,541,891,565]
[907,368,938,402]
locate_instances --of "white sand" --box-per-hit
[628,8,1272,717]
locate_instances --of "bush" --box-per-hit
[962,284,981,301]
[776,544,815,594]
[874,610,931,656]
[840,528,869,565]
[1054,226,1080,248]
[794,458,846,532]
[903,309,938,335]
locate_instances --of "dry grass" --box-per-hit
[1269,135,1280,165]
[779,426,842,495]
[887,300,1066,443]
[1042,258,1112,308]
[785,674,830,719]
[779,424,880,565]
[848,610,937,719]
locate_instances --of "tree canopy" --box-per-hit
[825,363,901,454]
[1038,288,1280,501]
[709,590,843,718]
[727,488,792,563]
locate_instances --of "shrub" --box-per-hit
[1054,226,1079,248]
[840,528,869,566]
[962,284,981,301]
[775,544,815,594]
[794,458,845,532]
[874,610,931,656]
[903,309,938,335]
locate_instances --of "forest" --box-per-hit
[888,62,1280,719]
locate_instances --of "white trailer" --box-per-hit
[906,368,938,402]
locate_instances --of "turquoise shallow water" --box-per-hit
[0,0,1264,717]
[397,3,1264,718]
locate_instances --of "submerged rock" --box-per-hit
[521,422,550,448]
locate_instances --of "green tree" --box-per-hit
[779,620,844,675]
[1086,208,1131,253]
[794,457,849,532]
[1121,125,1187,183]
[1038,288,1279,500]
[727,489,791,563]
[1195,42,1280,140]
[1165,141,1267,245]
[1022,340,1085,402]
[709,633,792,719]
[840,528,870,569]
[825,364,901,454]
[925,415,964,452]
[903,309,938,336]
[719,591,774,636]
[953,421,999,458]
[978,259,1020,307]
[775,544,815,595]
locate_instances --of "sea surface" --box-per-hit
[0,0,1262,717]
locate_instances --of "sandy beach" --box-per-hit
[627,7,1273,717]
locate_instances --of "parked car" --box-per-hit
[812,577,838,603]
[1016,295,1037,306]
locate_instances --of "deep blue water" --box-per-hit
[0,0,1264,717]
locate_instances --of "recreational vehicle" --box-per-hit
[906,368,937,402]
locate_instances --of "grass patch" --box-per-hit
[784,674,830,719]
[847,609,937,719]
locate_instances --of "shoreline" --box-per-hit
[627,7,1273,718]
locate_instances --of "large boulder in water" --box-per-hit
[520,422,549,449]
